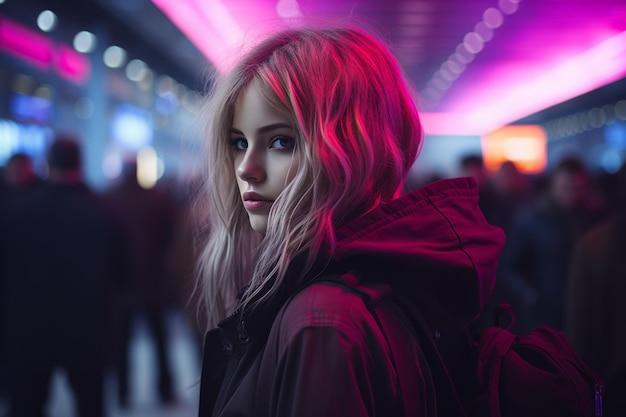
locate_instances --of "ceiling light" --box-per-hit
[457,31,626,133]
[455,45,475,64]
[474,22,494,42]
[440,68,459,82]
[157,75,175,95]
[73,31,97,53]
[445,59,465,74]
[37,10,57,32]
[103,46,126,68]
[432,77,451,91]
[126,59,147,82]
[463,32,484,54]
[498,0,519,15]
[152,0,247,73]
[483,8,503,29]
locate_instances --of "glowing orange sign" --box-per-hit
[481,125,547,174]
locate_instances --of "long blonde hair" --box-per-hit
[196,26,423,328]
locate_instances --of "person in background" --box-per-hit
[0,152,45,220]
[164,174,207,348]
[194,26,504,416]
[564,164,626,416]
[459,155,534,232]
[0,135,131,417]
[468,159,535,335]
[500,156,604,334]
[2,152,43,191]
[104,161,179,407]
[489,161,534,231]
[0,152,46,404]
[458,154,500,224]
[0,152,45,218]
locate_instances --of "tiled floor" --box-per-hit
[1,309,202,417]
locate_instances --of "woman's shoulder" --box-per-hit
[274,280,382,343]
[287,280,372,322]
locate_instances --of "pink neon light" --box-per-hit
[446,31,626,135]
[0,15,54,70]
[151,0,226,69]
[152,2,626,136]
[420,112,483,136]
[151,0,280,72]
[57,44,91,85]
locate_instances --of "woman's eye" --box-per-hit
[229,138,247,150]
[270,136,294,150]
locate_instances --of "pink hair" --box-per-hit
[197,26,423,325]
[251,27,423,241]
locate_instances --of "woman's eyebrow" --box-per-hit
[257,123,293,134]
[230,123,293,136]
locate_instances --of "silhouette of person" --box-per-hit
[501,156,604,333]
[468,160,535,335]
[104,161,179,407]
[0,135,131,417]
[459,154,500,223]
[564,164,626,416]
[164,175,207,347]
[0,152,45,402]
[0,152,45,222]
[3,152,44,190]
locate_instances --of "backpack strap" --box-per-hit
[318,273,466,417]
[472,303,517,417]
[393,290,470,417]
[475,326,517,417]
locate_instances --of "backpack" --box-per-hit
[323,274,605,417]
[463,304,603,417]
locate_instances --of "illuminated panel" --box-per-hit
[151,0,227,70]
[452,31,626,134]
[57,44,91,85]
[481,125,547,174]
[151,0,482,137]
[10,94,52,123]
[151,0,258,72]
[152,1,626,136]
[0,15,54,70]
[420,112,484,136]
[111,104,153,151]
[137,146,158,189]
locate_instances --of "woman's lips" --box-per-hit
[243,191,273,211]
[243,199,272,210]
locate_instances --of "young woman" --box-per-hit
[195,26,505,417]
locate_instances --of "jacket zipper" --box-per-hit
[237,320,250,343]
[595,383,603,416]
[219,306,250,345]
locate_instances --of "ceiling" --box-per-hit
[3,0,626,135]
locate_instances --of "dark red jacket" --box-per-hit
[199,177,505,417]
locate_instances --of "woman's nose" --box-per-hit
[236,149,265,183]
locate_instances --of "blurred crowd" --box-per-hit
[0,135,202,417]
[1,136,625,416]
[455,153,626,415]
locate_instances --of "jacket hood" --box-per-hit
[332,177,505,327]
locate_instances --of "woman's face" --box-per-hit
[231,83,300,236]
